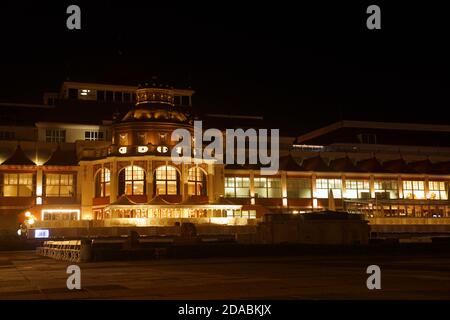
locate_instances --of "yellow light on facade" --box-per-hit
[25,211,31,217]
[138,146,149,153]
[36,197,42,205]
[28,218,35,225]
[41,209,81,221]
[313,198,318,208]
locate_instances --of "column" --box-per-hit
[281,171,288,208]
[206,162,215,202]
[36,167,43,205]
[398,176,403,199]
[250,170,255,204]
[369,175,375,198]
[424,176,430,199]
[311,174,317,210]
[147,159,153,199]
[110,161,118,203]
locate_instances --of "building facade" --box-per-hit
[1,81,450,235]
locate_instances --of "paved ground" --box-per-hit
[0,250,450,299]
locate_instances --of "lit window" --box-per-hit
[188,167,207,196]
[95,168,111,197]
[85,131,104,141]
[0,173,34,197]
[44,173,74,197]
[429,181,448,200]
[119,166,146,196]
[402,180,425,199]
[154,166,178,196]
[254,177,282,198]
[224,177,250,198]
[315,178,342,198]
[344,179,370,199]
[374,180,398,199]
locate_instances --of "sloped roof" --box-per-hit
[408,159,435,174]
[279,154,304,171]
[301,155,331,172]
[382,158,414,173]
[356,157,384,173]
[43,146,78,166]
[180,196,209,205]
[329,156,361,172]
[1,145,36,166]
[110,195,138,206]
[147,195,174,205]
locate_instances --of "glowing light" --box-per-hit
[250,197,255,205]
[313,198,318,208]
[41,209,81,221]
[25,211,31,218]
[157,146,168,153]
[138,146,148,153]
[118,147,127,154]
[17,229,22,236]
[35,229,49,238]
[28,218,35,225]
[36,196,42,205]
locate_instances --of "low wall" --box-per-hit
[369,218,450,225]
[368,218,450,234]
[28,224,258,239]
[32,217,256,229]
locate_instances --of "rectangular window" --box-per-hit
[429,181,448,200]
[224,177,250,198]
[315,178,342,198]
[254,177,282,198]
[97,90,105,101]
[0,131,15,140]
[84,131,104,141]
[374,179,398,199]
[1,173,34,197]
[45,173,74,197]
[181,96,190,106]
[45,129,66,143]
[287,178,311,198]
[402,180,425,199]
[344,179,370,199]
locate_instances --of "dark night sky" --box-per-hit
[0,1,449,133]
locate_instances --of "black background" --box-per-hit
[0,1,449,133]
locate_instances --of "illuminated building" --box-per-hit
[0,81,450,236]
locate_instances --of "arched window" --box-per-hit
[95,168,111,197]
[188,167,207,196]
[119,166,146,196]
[154,166,179,195]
